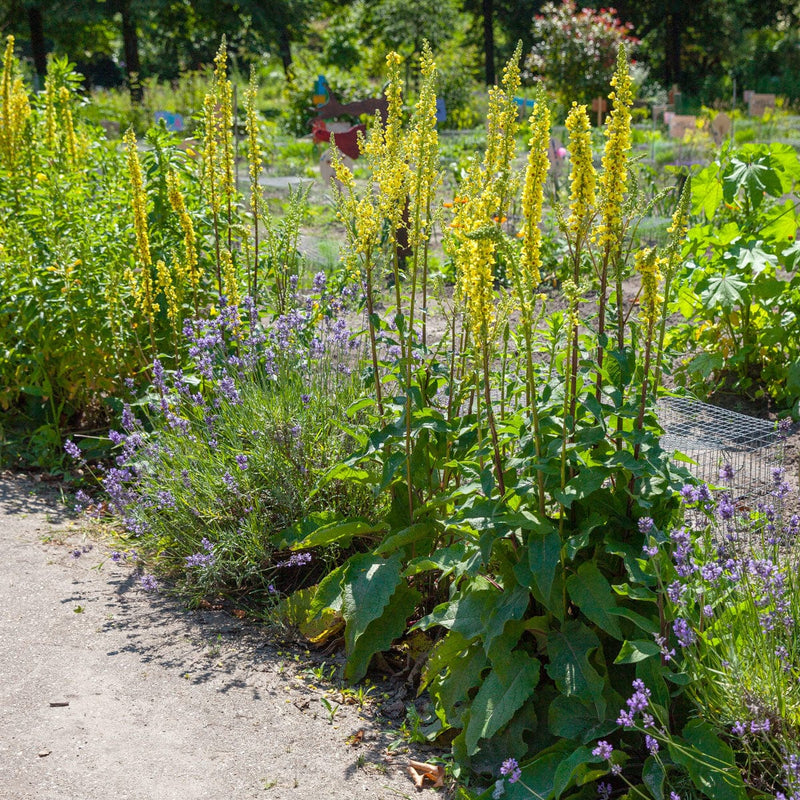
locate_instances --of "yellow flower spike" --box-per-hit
[635,247,664,328]
[565,102,596,241]
[213,38,234,199]
[596,45,633,255]
[166,170,199,297]
[406,42,440,252]
[201,93,220,212]
[156,259,179,327]
[44,71,57,149]
[59,86,77,165]
[124,128,152,271]
[0,35,14,161]
[0,38,31,169]
[221,247,240,307]
[519,94,551,301]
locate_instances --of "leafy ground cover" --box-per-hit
[2,32,800,800]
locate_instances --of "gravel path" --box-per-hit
[0,475,439,800]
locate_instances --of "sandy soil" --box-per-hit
[0,474,441,800]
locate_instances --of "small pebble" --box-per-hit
[38,750,51,757]
[49,701,69,707]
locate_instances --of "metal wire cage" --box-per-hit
[657,396,784,518]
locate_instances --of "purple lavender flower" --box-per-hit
[235,454,249,470]
[313,271,327,292]
[673,618,696,647]
[670,794,681,800]
[290,425,302,439]
[222,472,238,493]
[638,517,654,534]
[719,462,735,481]
[750,718,770,734]
[645,734,659,755]
[702,604,714,618]
[499,758,521,783]
[277,552,312,568]
[777,418,792,437]
[152,359,166,393]
[597,782,612,800]
[140,574,158,592]
[111,551,123,562]
[667,580,685,604]
[731,720,747,736]
[610,764,622,776]
[680,484,699,504]
[592,741,614,760]
[71,548,82,559]
[64,439,82,460]
[642,543,659,557]
[301,394,311,406]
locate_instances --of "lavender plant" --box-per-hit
[70,285,372,603]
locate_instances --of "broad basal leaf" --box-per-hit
[342,552,403,661]
[464,651,541,754]
[546,620,606,716]
[566,562,623,639]
[344,583,421,682]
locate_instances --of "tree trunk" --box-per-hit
[278,24,292,79]
[482,0,495,85]
[120,0,143,104]
[665,10,682,87]
[27,5,47,85]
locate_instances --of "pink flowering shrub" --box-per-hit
[525,1,639,107]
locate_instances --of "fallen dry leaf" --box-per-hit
[407,759,445,789]
[346,729,364,746]
[231,608,246,619]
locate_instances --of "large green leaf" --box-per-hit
[566,562,623,639]
[553,746,604,799]
[344,583,420,682]
[736,241,777,275]
[464,651,541,754]
[342,552,403,664]
[294,518,388,549]
[546,621,606,716]
[723,154,782,209]
[670,720,747,800]
[614,639,661,664]
[527,525,562,603]
[642,756,665,800]
[416,586,501,641]
[691,162,723,219]
[702,273,746,311]
[426,635,488,723]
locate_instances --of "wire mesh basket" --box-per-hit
[657,396,785,529]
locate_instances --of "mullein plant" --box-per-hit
[331,45,441,515]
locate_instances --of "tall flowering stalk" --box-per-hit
[363,52,410,358]
[405,43,440,349]
[331,149,383,418]
[58,87,77,166]
[0,36,31,173]
[510,94,551,512]
[633,248,664,439]
[653,178,691,396]
[245,67,263,300]
[166,170,199,314]
[449,50,527,498]
[124,128,156,356]
[564,102,596,425]
[201,39,236,297]
[594,45,633,394]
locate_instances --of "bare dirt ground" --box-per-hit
[0,474,441,800]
